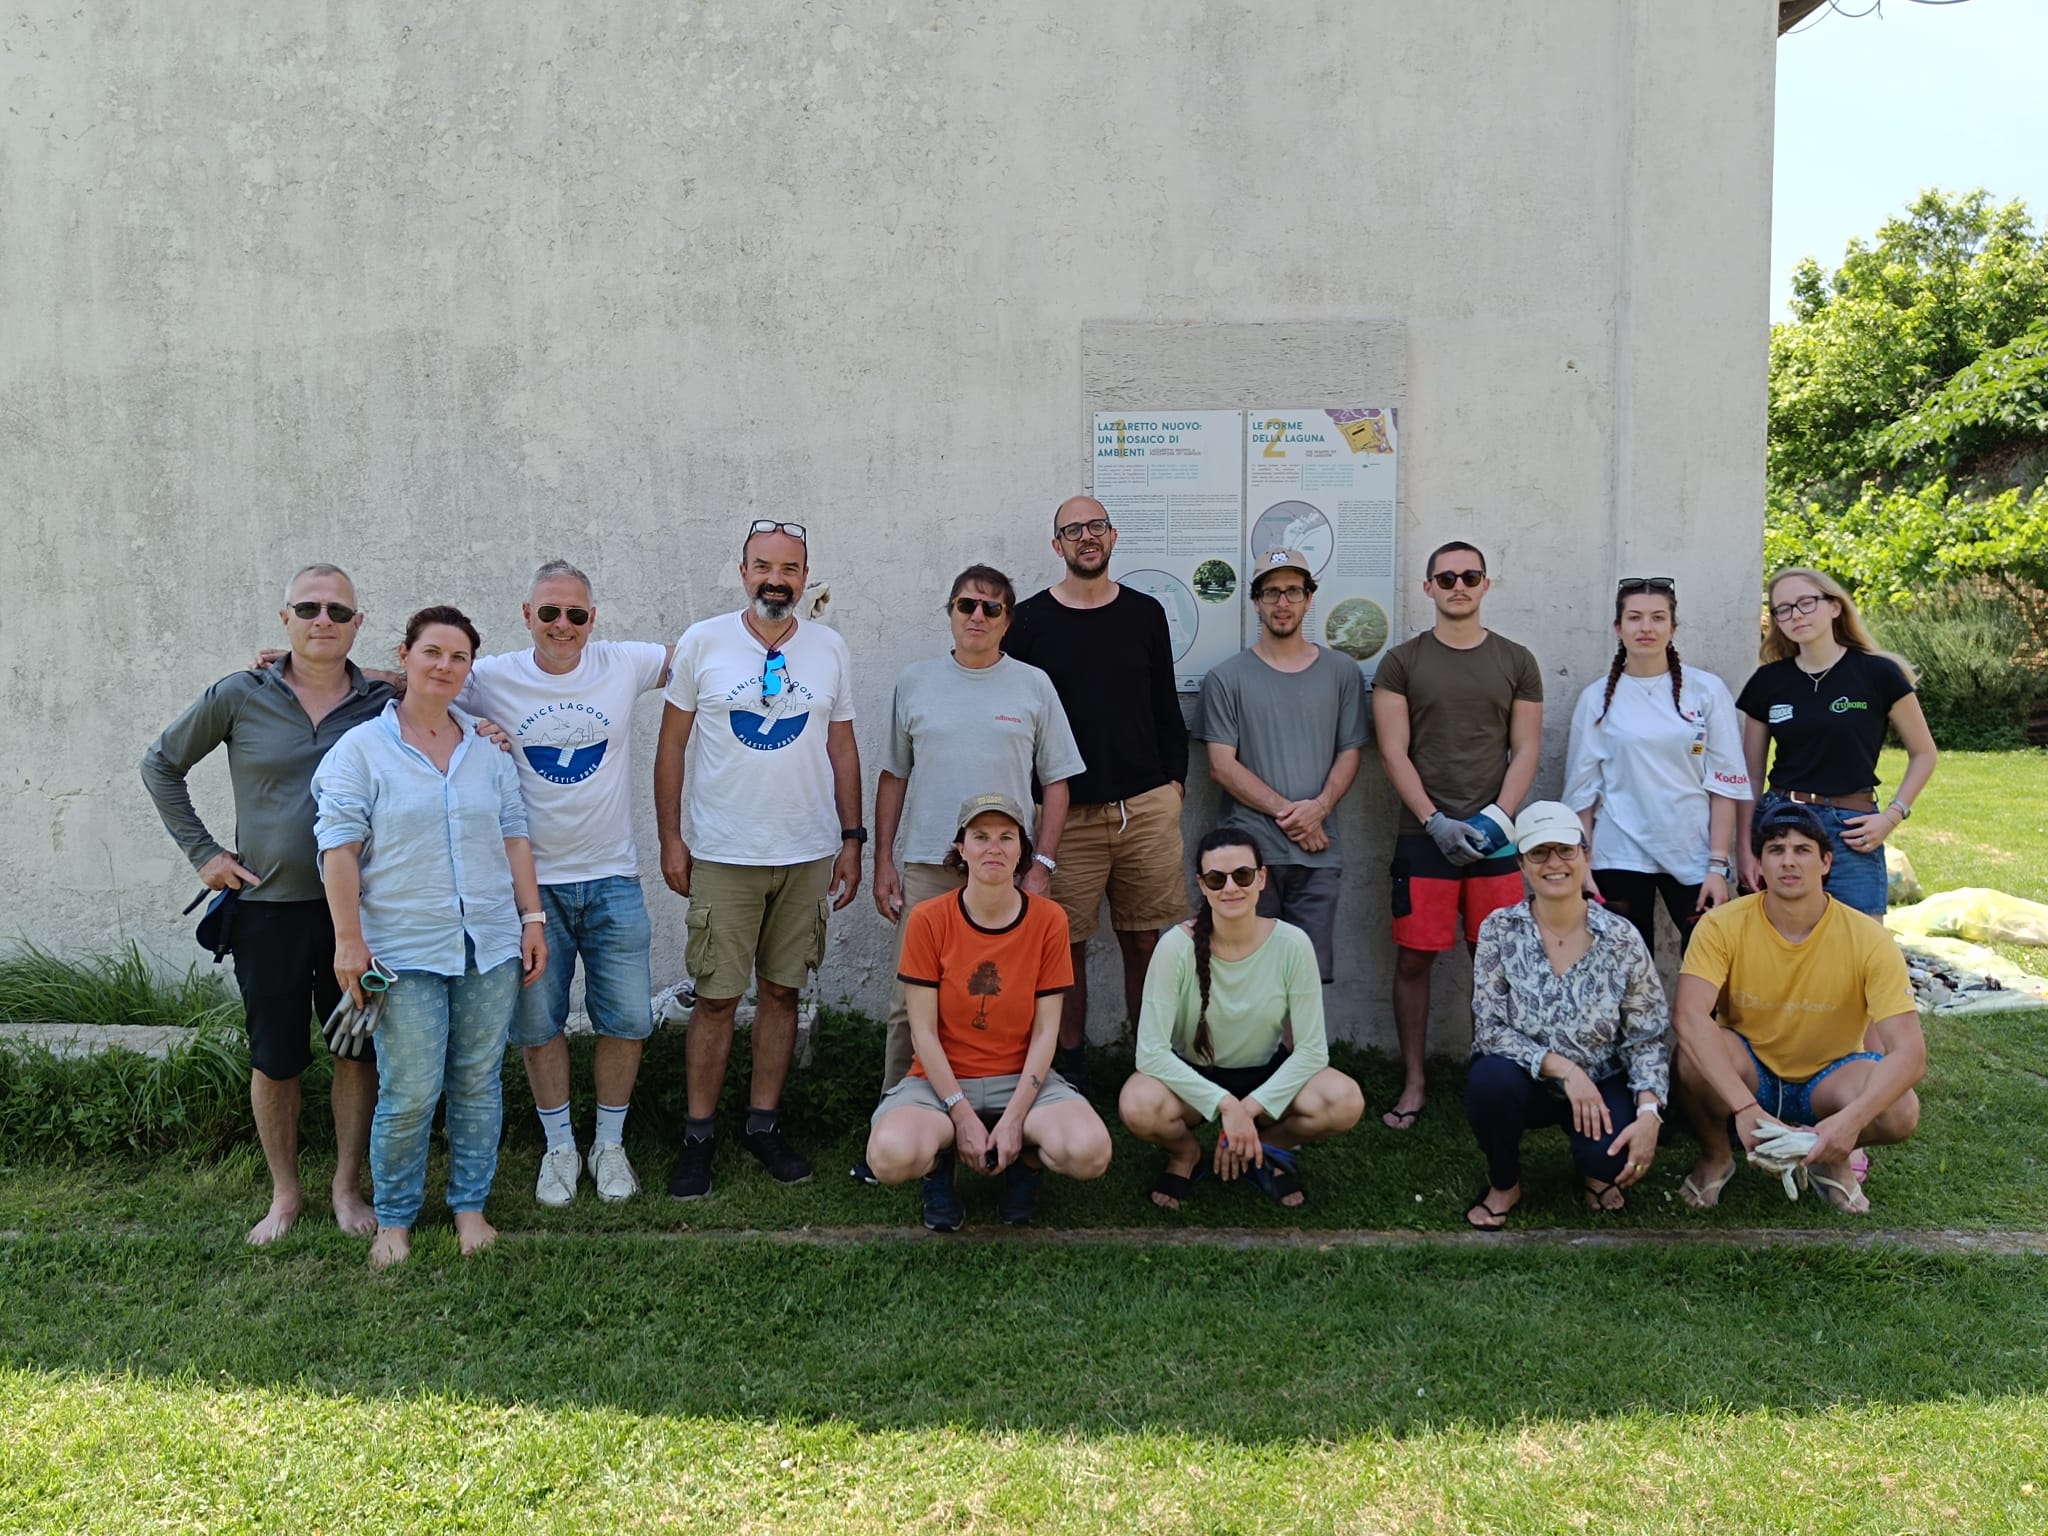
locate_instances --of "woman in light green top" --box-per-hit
[1118,828,1365,1210]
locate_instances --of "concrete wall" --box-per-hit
[0,2,1777,1051]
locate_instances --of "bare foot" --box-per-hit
[1149,1148,1202,1211]
[1381,1091,1425,1132]
[368,1227,411,1271]
[454,1212,498,1257]
[332,1186,377,1238]
[1679,1156,1737,1210]
[1466,1183,1520,1229]
[245,1194,304,1246]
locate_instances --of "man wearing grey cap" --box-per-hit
[1195,548,1370,983]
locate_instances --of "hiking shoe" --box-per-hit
[1053,1043,1089,1096]
[849,1156,879,1185]
[536,1144,581,1208]
[741,1123,814,1185]
[667,1134,716,1200]
[921,1152,964,1232]
[999,1160,1046,1226]
[587,1141,641,1203]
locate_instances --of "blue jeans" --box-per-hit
[1739,1035,1884,1126]
[371,951,521,1229]
[1465,1052,1640,1191]
[508,876,655,1048]
[1757,793,1888,917]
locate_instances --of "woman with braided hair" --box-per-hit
[1118,828,1363,1212]
[1563,577,1751,958]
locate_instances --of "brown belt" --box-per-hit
[1780,789,1878,813]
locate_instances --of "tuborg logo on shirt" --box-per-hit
[719,672,818,752]
[516,701,614,785]
[1829,696,1869,714]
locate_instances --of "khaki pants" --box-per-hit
[882,861,969,1089]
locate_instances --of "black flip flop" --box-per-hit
[1382,1106,1423,1131]
[1466,1188,1514,1230]
[1582,1176,1627,1214]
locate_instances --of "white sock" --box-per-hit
[537,1102,574,1153]
[594,1102,628,1148]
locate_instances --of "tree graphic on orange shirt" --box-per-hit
[967,961,1002,1028]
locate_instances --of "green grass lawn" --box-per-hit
[4,748,2048,1531]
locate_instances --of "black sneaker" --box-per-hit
[1053,1043,1089,1097]
[849,1156,879,1185]
[999,1159,1045,1225]
[741,1123,815,1185]
[667,1134,716,1201]
[921,1152,964,1232]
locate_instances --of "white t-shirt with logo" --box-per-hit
[459,640,669,886]
[1563,667,1751,882]
[664,612,856,866]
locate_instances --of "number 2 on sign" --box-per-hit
[1263,418,1287,458]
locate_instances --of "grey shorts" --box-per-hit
[1256,864,1341,983]
[870,1069,1085,1125]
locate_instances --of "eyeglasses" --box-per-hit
[1617,576,1675,596]
[1430,569,1486,590]
[1521,843,1582,865]
[951,597,1006,618]
[289,601,357,623]
[762,649,788,701]
[1769,593,1830,623]
[749,519,808,542]
[358,958,399,994]
[1055,517,1113,542]
[1255,584,1310,605]
[1198,865,1260,891]
[535,605,592,626]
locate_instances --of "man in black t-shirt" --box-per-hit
[1004,495,1191,1090]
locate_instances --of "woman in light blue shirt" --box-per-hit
[315,606,548,1271]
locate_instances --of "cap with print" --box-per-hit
[1250,548,1314,589]
[1511,800,1585,852]
[954,792,1031,839]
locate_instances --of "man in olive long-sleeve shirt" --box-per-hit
[141,564,392,1245]
[1004,495,1191,1090]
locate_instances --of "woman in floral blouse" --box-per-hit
[1464,801,1670,1229]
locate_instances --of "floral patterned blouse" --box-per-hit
[1470,899,1671,1100]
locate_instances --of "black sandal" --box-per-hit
[1148,1163,1205,1209]
[1465,1189,1514,1230]
[1249,1146,1303,1206]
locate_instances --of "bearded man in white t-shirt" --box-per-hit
[458,560,675,1208]
[654,521,864,1201]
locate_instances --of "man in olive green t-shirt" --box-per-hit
[1371,540,1543,1130]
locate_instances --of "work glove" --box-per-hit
[322,990,386,1059]
[1746,1118,1819,1201]
[1464,803,1515,859]
[1425,812,1488,866]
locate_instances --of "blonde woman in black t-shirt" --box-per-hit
[1733,568,1938,917]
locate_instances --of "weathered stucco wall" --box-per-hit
[0,2,1776,1049]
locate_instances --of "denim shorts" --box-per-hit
[1740,1035,1883,1126]
[1756,792,1888,918]
[509,876,655,1048]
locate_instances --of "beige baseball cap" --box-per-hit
[954,792,1031,838]
[1250,548,1313,587]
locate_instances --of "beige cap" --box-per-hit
[1250,548,1313,587]
[954,792,1032,839]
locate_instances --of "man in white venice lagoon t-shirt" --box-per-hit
[654,521,864,1201]
[459,560,675,1208]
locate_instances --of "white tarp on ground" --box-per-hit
[1884,888,2048,1014]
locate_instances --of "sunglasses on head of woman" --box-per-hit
[1198,865,1260,891]
[1616,576,1674,597]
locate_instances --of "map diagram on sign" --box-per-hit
[1250,501,1333,577]
[1118,569,1199,662]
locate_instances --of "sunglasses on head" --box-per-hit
[1430,568,1486,590]
[289,601,357,623]
[1198,865,1260,891]
[762,649,788,701]
[1617,576,1675,596]
[749,519,808,542]
[951,597,1006,618]
[535,605,592,626]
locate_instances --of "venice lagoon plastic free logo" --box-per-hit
[730,707,811,750]
[522,738,608,785]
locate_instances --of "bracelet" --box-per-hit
[1731,1100,1758,1116]
[1033,852,1058,873]
[520,911,547,926]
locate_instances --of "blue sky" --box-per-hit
[1771,0,2048,319]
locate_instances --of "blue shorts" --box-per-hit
[1740,1036,1882,1126]
[509,876,655,1048]
[1756,792,1888,918]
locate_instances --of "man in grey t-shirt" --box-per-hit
[871,564,1086,1092]
[1196,549,1370,982]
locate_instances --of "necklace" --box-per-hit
[744,610,797,652]
[1797,649,1843,692]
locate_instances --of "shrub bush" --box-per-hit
[1869,590,2045,749]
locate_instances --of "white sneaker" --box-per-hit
[536,1143,581,1208]
[588,1141,641,1202]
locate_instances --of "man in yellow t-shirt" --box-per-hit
[1671,801,1923,1215]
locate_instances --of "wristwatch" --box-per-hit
[1033,852,1058,873]
[1635,1101,1664,1121]
[939,1090,967,1112]
[520,911,548,926]
[841,826,869,845]
[1887,799,1912,821]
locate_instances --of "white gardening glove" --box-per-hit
[1464,803,1515,859]
[1747,1118,1819,1201]
[322,991,386,1058]
[1425,812,1488,866]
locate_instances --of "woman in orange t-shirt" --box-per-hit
[864,792,1114,1230]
